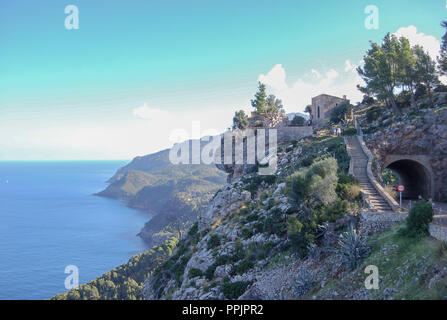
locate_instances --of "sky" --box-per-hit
[0,0,446,160]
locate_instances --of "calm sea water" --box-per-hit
[0,161,152,300]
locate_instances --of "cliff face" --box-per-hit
[142,136,367,300]
[358,100,447,201]
[142,111,447,300]
[96,143,226,247]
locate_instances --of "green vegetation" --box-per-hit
[290,115,306,126]
[330,100,353,124]
[311,225,447,300]
[358,31,440,111]
[52,237,179,300]
[232,110,249,130]
[250,82,283,114]
[242,174,277,195]
[207,234,221,250]
[289,157,338,205]
[399,200,433,238]
[188,268,203,279]
[221,280,253,299]
[336,225,371,271]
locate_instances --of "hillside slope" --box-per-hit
[96,142,227,247]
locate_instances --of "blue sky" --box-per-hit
[0,0,446,160]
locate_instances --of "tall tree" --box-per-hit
[414,45,439,106]
[251,82,267,113]
[304,105,312,115]
[398,36,418,108]
[438,20,447,76]
[357,33,402,113]
[266,94,283,113]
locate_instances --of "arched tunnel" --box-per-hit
[385,159,433,200]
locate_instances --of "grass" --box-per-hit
[312,224,447,300]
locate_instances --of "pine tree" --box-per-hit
[251,82,267,113]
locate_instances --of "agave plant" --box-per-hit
[336,224,370,271]
[292,267,316,297]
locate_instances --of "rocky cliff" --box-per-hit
[96,142,226,247]
[357,96,447,202]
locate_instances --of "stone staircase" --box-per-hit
[345,136,394,213]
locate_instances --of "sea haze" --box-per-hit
[0,161,151,300]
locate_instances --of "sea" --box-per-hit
[0,161,152,300]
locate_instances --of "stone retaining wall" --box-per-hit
[360,210,407,235]
[429,223,447,243]
[276,126,313,143]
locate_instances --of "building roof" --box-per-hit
[312,93,347,100]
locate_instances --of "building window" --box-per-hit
[317,106,320,118]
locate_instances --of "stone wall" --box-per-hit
[360,210,407,234]
[276,126,313,143]
[429,223,447,243]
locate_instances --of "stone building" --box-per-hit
[311,94,349,126]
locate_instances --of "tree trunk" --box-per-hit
[428,87,434,107]
[389,93,400,114]
[410,89,417,110]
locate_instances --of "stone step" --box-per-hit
[345,135,395,213]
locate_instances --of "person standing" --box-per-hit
[337,127,342,136]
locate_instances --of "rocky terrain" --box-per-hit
[141,102,447,300]
[357,94,447,201]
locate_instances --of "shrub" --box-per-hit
[215,255,231,266]
[323,199,349,222]
[287,216,303,236]
[342,126,357,136]
[241,227,253,239]
[221,281,252,299]
[362,95,375,106]
[292,267,316,297]
[188,268,203,279]
[290,115,306,126]
[336,224,370,271]
[207,234,221,250]
[288,157,338,205]
[400,200,433,238]
[336,183,361,202]
[330,101,353,124]
[188,223,198,236]
[366,106,381,123]
[396,90,412,109]
[205,265,217,280]
[242,175,277,195]
[415,84,427,100]
[234,259,254,275]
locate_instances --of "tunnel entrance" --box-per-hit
[385,159,432,200]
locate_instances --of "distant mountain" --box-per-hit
[96,141,227,247]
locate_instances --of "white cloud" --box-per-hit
[258,63,363,113]
[344,60,357,73]
[258,64,288,91]
[132,103,170,120]
[394,25,441,60]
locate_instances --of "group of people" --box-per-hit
[418,195,435,210]
[332,126,342,136]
